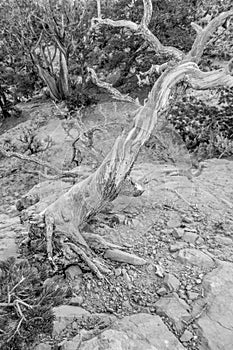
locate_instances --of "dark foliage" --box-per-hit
[168,88,233,159]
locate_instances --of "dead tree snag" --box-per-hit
[23,1,233,277]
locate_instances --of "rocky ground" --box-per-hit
[1,100,233,350]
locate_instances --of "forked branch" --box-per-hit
[186,9,233,62]
[92,0,184,61]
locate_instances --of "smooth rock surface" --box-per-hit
[197,262,233,350]
[79,313,185,350]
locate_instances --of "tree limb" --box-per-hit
[0,147,78,179]
[93,0,184,61]
[141,0,153,27]
[186,10,233,62]
[87,67,140,105]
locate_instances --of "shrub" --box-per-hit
[167,88,233,159]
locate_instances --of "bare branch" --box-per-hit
[141,0,153,27]
[92,17,138,31]
[93,0,184,61]
[187,10,233,63]
[186,65,233,89]
[191,22,202,35]
[96,0,101,18]
[0,147,78,179]
[87,67,140,105]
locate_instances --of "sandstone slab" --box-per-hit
[197,262,233,350]
[79,313,185,350]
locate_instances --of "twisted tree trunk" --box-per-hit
[25,1,233,277]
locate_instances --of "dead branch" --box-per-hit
[0,147,78,179]
[186,9,233,62]
[87,67,139,105]
[24,5,233,278]
[92,0,184,61]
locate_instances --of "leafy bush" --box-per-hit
[168,88,233,159]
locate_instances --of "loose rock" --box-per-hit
[177,248,215,269]
[180,330,193,342]
[182,231,198,244]
[104,249,147,265]
[155,294,191,332]
[164,273,180,292]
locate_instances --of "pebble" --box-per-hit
[187,291,199,300]
[157,287,167,296]
[196,237,205,245]
[215,235,232,246]
[115,267,122,277]
[65,265,82,281]
[185,284,192,291]
[164,273,180,292]
[182,217,193,224]
[169,242,187,252]
[196,279,202,284]
[172,227,185,239]
[180,330,193,342]
[182,231,198,244]
[69,296,83,306]
[167,217,181,228]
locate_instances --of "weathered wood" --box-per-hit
[24,1,233,277]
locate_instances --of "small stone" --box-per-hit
[169,242,187,252]
[196,237,205,245]
[115,267,122,277]
[187,291,199,300]
[69,296,83,306]
[182,231,198,244]
[215,235,232,246]
[167,217,181,228]
[185,284,192,291]
[164,273,180,292]
[157,287,167,296]
[182,217,193,224]
[177,248,215,269]
[173,228,185,239]
[180,330,193,342]
[196,279,202,284]
[65,265,82,281]
[104,249,147,265]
